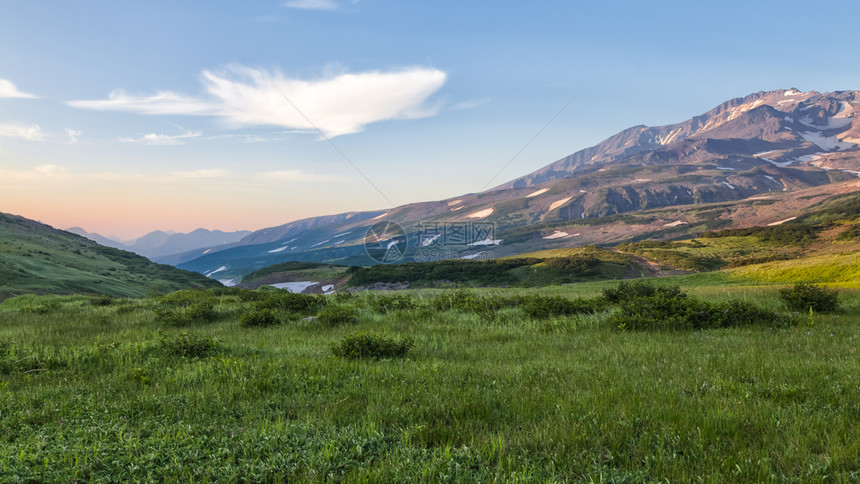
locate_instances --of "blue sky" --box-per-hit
[1,0,858,238]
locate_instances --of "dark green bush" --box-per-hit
[601,281,685,304]
[606,282,780,330]
[239,308,280,327]
[159,331,220,357]
[316,305,358,325]
[779,283,840,313]
[519,295,605,319]
[155,300,219,326]
[89,295,114,306]
[258,292,326,314]
[330,332,414,359]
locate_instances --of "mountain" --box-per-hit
[0,212,221,301]
[176,89,860,281]
[65,227,128,249]
[68,226,252,261]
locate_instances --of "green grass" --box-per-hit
[0,212,221,301]
[1,282,858,482]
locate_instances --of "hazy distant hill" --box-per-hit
[68,227,251,261]
[176,89,860,280]
[1,212,221,301]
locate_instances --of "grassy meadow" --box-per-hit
[1,280,858,482]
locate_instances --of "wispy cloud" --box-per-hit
[259,169,346,182]
[0,79,37,99]
[65,128,82,144]
[451,97,491,111]
[68,65,447,137]
[118,130,202,145]
[0,123,44,141]
[0,164,340,185]
[283,0,340,10]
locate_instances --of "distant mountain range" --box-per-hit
[67,227,251,261]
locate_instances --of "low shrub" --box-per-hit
[159,331,220,357]
[519,295,605,319]
[239,308,280,327]
[257,292,326,314]
[779,283,840,313]
[330,332,414,359]
[606,282,780,331]
[155,300,219,326]
[89,295,114,306]
[601,280,685,304]
[316,305,358,326]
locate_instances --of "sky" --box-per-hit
[1,0,859,240]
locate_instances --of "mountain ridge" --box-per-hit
[175,88,860,280]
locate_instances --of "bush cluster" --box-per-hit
[316,305,359,326]
[779,283,840,313]
[330,332,414,359]
[239,308,280,327]
[366,294,415,313]
[159,331,220,357]
[519,295,605,319]
[606,282,779,331]
[155,300,219,326]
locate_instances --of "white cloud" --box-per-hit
[259,169,345,182]
[65,128,82,144]
[0,79,37,99]
[283,0,340,10]
[69,65,447,137]
[118,130,202,145]
[0,123,44,141]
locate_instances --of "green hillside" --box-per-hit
[0,212,221,301]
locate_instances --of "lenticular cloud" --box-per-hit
[68,66,447,137]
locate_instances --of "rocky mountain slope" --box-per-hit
[176,89,860,281]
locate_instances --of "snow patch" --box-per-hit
[466,208,494,219]
[205,266,227,277]
[451,205,464,211]
[322,285,335,294]
[526,188,550,198]
[334,231,352,237]
[722,181,735,190]
[797,153,824,163]
[447,199,463,206]
[311,239,331,247]
[469,238,502,246]
[371,212,389,220]
[784,89,804,96]
[799,131,856,151]
[271,281,317,293]
[663,221,688,228]
[548,197,573,212]
[202,249,212,254]
[764,175,779,184]
[542,231,571,240]
[462,252,486,260]
[218,279,236,287]
[833,101,855,119]
[716,166,735,171]
[268,246,289,253]
[768,217,798,226]
[421,234,441,247]
[633,178,652,183]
